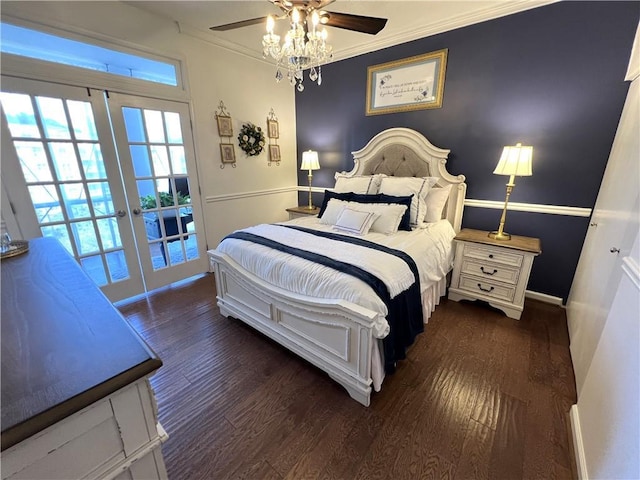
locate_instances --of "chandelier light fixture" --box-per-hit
[262,8,333,91]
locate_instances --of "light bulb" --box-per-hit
[266,15,274,34]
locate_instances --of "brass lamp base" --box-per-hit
[488,231,511,241]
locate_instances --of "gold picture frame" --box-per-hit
[216,115,233,137]
[267,119,279,139]
[366,49,448,116]
[220,143,236,163]
[268,144,281,163]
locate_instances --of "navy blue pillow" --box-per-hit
[318,190,413,232]
[317,190,354,217]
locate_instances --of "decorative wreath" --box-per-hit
[237,123,265,156]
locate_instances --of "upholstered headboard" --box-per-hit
[338,128,467,232]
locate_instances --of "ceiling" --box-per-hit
[128,0,555,63]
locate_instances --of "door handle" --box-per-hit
[116,209,126,218]
[610,247,620,254]
[132,208,142,216]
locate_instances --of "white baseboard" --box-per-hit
[570,405,589,480]
[525,290,564,306]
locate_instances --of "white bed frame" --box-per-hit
[208,128,466,406]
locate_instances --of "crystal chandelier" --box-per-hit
[262,8,333,91]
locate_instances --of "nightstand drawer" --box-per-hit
[460,259,520,285]
[463,243,524,268]
[458,275,516,303]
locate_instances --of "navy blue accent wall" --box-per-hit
[295,1,639,302]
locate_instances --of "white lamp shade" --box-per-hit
[493,143,533,176]
[301,150,320,170]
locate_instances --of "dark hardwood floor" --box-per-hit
[118,274,577,480]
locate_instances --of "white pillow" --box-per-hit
[320,199,407,235]
[333,174,382,194]
[319,198,349,225]
[424,184,452,223]
[333,207,379,235]
[378,177,438,227]
[346,202,408,235]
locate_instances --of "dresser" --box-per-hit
[448,228,542,320]
[1,237,168,479]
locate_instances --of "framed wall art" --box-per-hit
[366,49,448,116]
[220,143,236,164]
[268,144,281,164]
[216,115,233,137]
[267,119,279,139]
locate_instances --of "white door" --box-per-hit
[106,92,208,291]
[566,77,640,392]
[1,76,208,300]
[0,77,145,300]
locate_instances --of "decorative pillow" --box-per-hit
[318,190,389,218]
[375,194,413,231]
[318,190,353,218]
[319,198,349,225]
[318,191,413,231]
[424,184,452,223]
[346,202,408,235]
[378,177,438,227]
[333,207,379,235]
[333,174,382,195]
[320,199,407,235]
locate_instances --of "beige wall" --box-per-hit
[1,0,299,248]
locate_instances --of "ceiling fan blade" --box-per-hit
[210,16,269,31]
[322,11,387,35]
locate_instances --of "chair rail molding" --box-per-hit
[206,186,298,203]
[464,198,592,217]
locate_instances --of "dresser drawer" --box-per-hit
[460,259,520,285]
[458,275,516,303]
[463,243,524,268]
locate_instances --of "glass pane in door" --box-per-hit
[121,106,199,271]
[0,91,133,287]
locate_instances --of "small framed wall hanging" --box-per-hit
[366,48,448,116]
[267,118,279,139]
[215,100,236,168]
[267,108,280,166]
[220,143,236,164]
[268,144,281,164]
[216,115,233,137]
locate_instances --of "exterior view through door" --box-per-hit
[0,76,207,302]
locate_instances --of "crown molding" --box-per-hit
[333,0,558,61]
[177,21,273,67]
[176,1,558,66]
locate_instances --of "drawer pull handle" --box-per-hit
[488,254,494,259]
[480,267,498,276]
[477,283,495,293]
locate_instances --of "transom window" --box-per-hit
[1,22,178,87]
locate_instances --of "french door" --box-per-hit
[0,76,207,301]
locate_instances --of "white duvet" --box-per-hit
[216,217,456,339]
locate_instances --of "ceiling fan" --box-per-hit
[209,0,388,36]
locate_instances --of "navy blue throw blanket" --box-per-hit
[223,225,424,374]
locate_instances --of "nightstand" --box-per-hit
[448,228,541,320]
[286,206,320,220]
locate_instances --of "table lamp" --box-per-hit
[488,143,533,241]
[300,150,320,209]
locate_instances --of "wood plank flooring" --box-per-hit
[118,274,577,480]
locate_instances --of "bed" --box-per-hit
[208,127,466,406]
